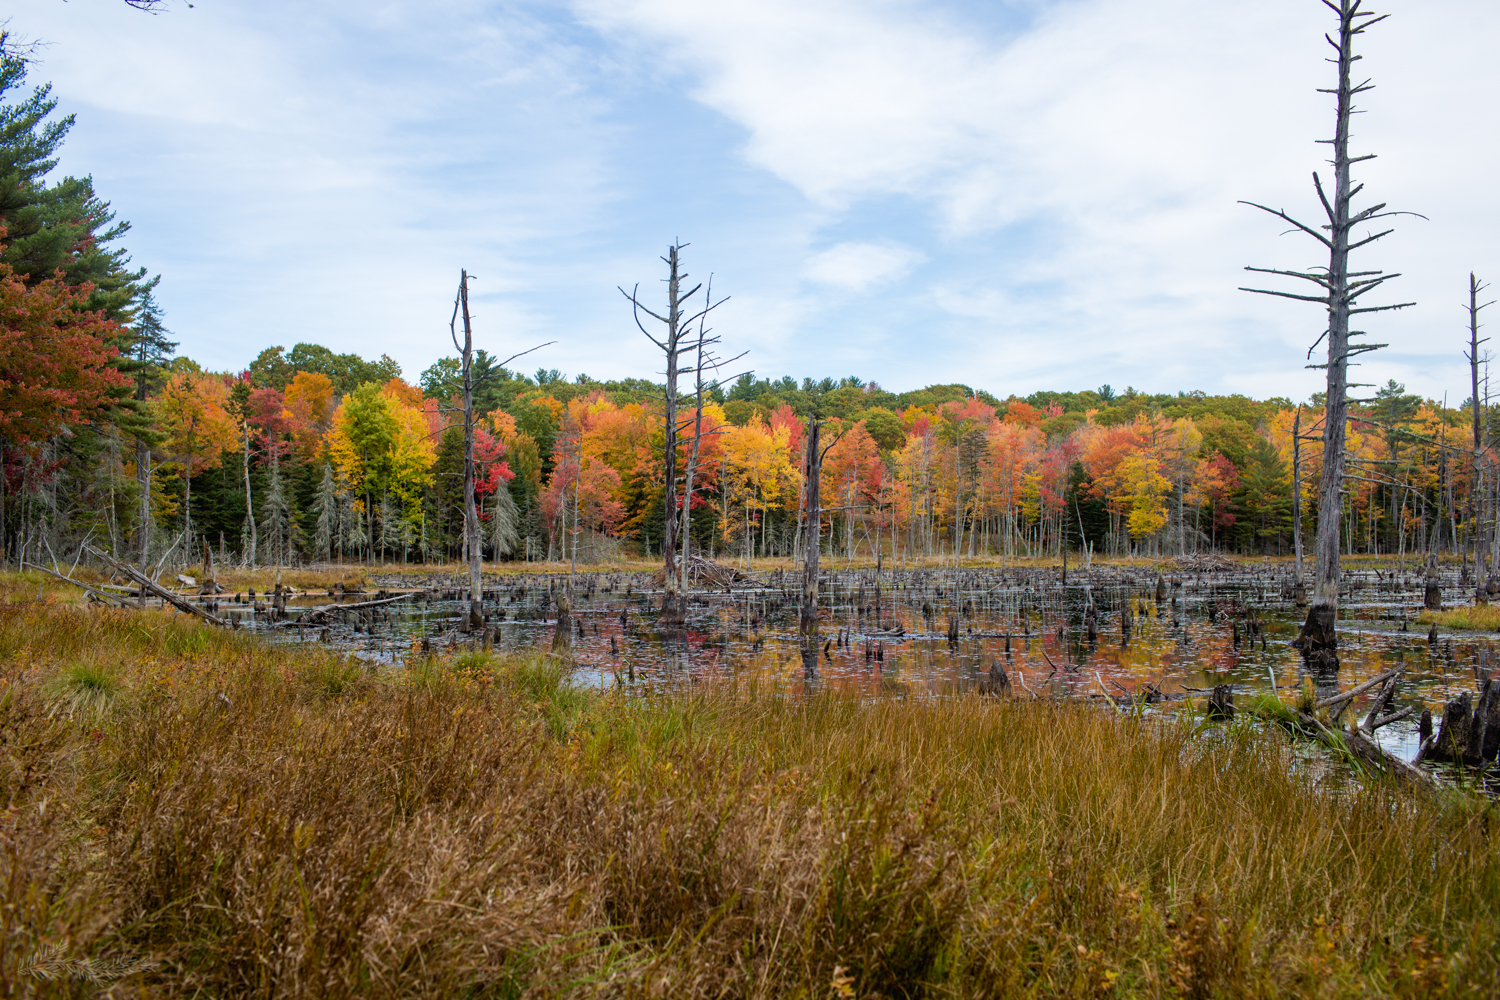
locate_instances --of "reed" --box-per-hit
[2,588,1496,998]
[1418,604,1500,631]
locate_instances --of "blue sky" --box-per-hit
[10,0,1500,402]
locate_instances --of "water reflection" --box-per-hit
[228,566,1498,766]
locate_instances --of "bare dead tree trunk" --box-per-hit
[799,416,828,677]
[242,423,257,568]
[1292,407,1307,605]
[1241,0,1414,673]
[622,244,727,627]
[1468,273,1492,601]
[451,271,484,629]
[136,438,151,606]
[676,277,746,600]
[446,271,551,626]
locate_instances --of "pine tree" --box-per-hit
[491,479,519,558]
[260,451,292,566]
[0,51,145,319]
[340,492,366,563]
[313,464,337,562]
[377,489,396,562]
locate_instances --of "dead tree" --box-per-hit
[1242,0,1416,673]
[797,416,846,676]
[1466,274,1493,601]
[621,244,726,626]
[1291,406,1306,605]
[676,277,747,601]
[447,270,552,627]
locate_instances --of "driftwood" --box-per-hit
[285,592,414,626]
[29,564,131,607]
[1314,667,1401,709]
[82,545,227,627]
[1241,665,1433,786]
[650,555,749,589]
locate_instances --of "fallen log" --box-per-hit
[1314,667,1401,709]
[285,591,414,626]
[82,544,227,627]
[29,564,131,607]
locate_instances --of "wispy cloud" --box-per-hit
[9,0,1499,401]
[805,241,923,290]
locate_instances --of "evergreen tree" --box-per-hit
[491,479,519,558]
[260,451,292,566]
[313,464,337,561]
[339,491,366,563]
[0,52,145,319]
[377,489,396,561]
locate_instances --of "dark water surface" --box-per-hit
[228,564,1498,769]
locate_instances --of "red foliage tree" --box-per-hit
[0,262,129,452]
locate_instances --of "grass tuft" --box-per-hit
[1418,604,1500,630]
[47,660,121,720]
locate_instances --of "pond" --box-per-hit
[216,561,1497,773]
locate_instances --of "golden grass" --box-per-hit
[2,584,1497,997]
[1418,604,1500,631]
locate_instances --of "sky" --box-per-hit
[7,0,1499,403]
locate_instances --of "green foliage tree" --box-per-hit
[0,52,144,320]
[249,343,400,393]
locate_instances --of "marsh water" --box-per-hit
[213,562,1500,769]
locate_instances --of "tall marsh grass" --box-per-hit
[1,589,1497,997]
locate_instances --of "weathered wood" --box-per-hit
[285,592,413,626]
[1359,668,1403,731]
[83,544,227,626]
[1427,692,1472,763]
[29,564,130,606]
[1467,678,1498,764]
[1245,3,1410,675]
[1313,667,1401,709]
[1207,684,1235,720]
[552,592,572,653]
[1345,728,1433,785]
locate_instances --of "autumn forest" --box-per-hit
[7,2,1500,996]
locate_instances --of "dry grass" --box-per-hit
[2,583,1498,998]
[1418,604,1500,631]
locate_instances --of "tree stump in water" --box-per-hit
[1468,679,1499,764]
[1292,602,1339,674]
[1207,684,1235,720]
[1154,574,1167,607]
[1428,692,1472,763]
[1424,559,1443,612]
[982,660,1010,695]
[553,592,573,653]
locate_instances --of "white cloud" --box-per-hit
[804,241,923,290]
[573,0,1500,399]
[7,0,1498,400]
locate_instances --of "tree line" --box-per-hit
[5,20,1497,576]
